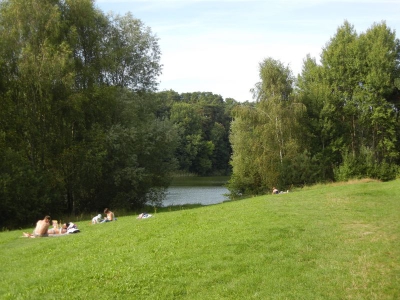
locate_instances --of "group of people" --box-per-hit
[91,208,115,224]
[23,216,80,238]
[23,208,116,238]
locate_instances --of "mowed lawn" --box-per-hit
[1,179,399,299]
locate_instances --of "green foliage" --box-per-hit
[251,57,293,101]
[0,148,61,228]
[334,147,398,182]
[0,0,171,228]
[97,91,179,211]
[167,92,234,176]
[229,21,400,197]
[229,59,306,197]
[279,151,321,187]
[103,12,162,91]
[318,20,400,168]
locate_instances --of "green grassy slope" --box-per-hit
[1,179,399,299]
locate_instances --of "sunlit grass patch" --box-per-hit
[1,179,399,299]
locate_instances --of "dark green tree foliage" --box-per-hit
[296,55,340,181]
[152,90,235,176]
[166,92,233,175]
[0,0,173,228]
[314,21,400,181]
[96,90,178,211]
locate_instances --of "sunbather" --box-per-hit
[47,222,69,235]
[64,222,80,234]
[23,215,51,238]
[101,208,115,223]
[23,220,80,238]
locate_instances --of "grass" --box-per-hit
[1,179,399,299]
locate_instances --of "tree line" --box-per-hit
[228,21,400,197]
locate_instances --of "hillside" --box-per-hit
[1,179,399,299]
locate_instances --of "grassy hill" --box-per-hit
[1,179,399,299]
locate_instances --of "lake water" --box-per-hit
[163,186,230,207]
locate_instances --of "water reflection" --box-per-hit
[163,186,230,206]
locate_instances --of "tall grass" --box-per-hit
[1,179,399,299]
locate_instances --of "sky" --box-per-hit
[96,0,400,102]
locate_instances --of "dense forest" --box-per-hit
[0,0,399,228]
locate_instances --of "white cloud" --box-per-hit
[96,0,400,101]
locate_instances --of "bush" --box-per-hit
[334,149,398,182]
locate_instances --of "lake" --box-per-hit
[162,176,230,207]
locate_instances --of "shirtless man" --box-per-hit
[23,215,51,238]
[101,208,114,223]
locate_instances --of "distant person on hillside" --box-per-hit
[49,222,79,235]
[23,215,51,238]
[137,212,152,219]
[101,208,115,223]
[64,222,80,234]
[272,187,290,194]
[47,220,62,234]
[23,219,80,237]
[92,214,103,224]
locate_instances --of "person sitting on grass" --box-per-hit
[23,215,51,238]
[101,208,115,223]
[91,214,103,224]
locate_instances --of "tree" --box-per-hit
[170,102,205,173]
[97,90,178,210]
[296,55,338,181]
[0,0,77,222]
[296,20,400,182]
[0,0,169,228]
[229,58,306,197]
[102,12,162,91]
[320,21,400,180]
[167,92,233,175]
[357,22,399,164]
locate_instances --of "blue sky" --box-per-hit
[96,0,400,102]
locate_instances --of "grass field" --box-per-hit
[1,179,399,299]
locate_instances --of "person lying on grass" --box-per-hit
[48,222,80,234]
[64,222,80,234]
[47,220,64,234]
[271,187,289,194]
